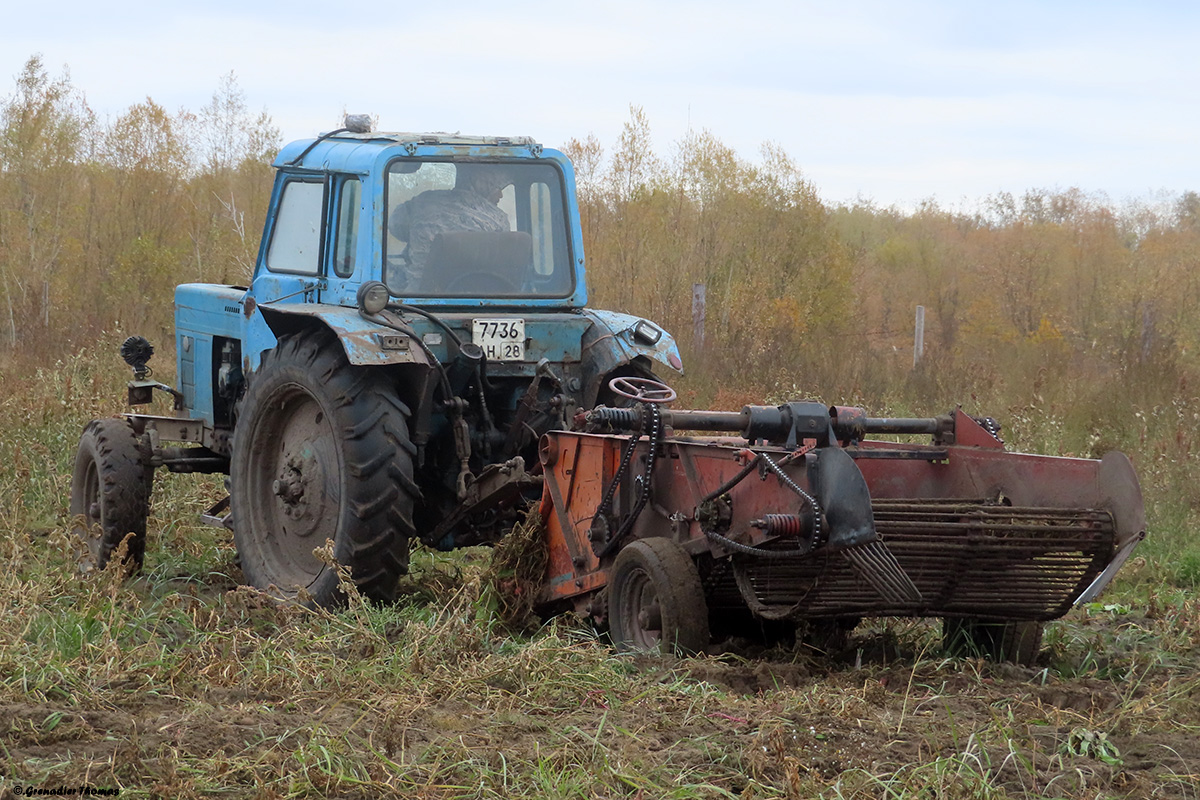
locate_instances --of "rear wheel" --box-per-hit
[943,618,1044,665]
[609,538,709,655]
[69,418,150,571]
[230,330,417,606]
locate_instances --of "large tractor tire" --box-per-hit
[70,418,150,572]
[943,618,1044,666]
[230,330,417,606]
[608,538,710,656]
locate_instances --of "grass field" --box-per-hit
[2,341,1199,799]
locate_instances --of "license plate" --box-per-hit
[473,318,525,361]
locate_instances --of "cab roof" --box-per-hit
[274,131,546,174]
[323,131,537,147]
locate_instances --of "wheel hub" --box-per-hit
[273,441,331,539]
[637,603,662,631]
[621,570,664,648]
[274,458,307,506]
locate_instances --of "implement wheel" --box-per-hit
[70,418,150,571]
[609,538,709,655]
[231,330,417,606]
[943,618,1044,666]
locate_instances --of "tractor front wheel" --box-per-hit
[230,330,417,606]
[69,418,150,572]
[608,538,709,655]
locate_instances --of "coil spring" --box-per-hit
[586,406,641,432]
[753,514,805,537]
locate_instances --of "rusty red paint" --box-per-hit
[537,415,1145,623]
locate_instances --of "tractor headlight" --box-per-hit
[357,281,390,315]
[632,320,662,345]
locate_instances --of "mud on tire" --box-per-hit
[609,538,710,656]
[70,418,151,571]
[230,329,417,606]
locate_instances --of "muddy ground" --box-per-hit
[3,562,1198,799]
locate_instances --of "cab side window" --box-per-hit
[266,180,324,274]
[332,178,361,278]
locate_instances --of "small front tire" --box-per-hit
[69,418,150,572]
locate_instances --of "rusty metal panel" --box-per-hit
[539,433,618,606]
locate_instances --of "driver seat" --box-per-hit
[421,231,534,295]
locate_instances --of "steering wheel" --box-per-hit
[607,376,677,405]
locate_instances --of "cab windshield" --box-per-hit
[385,160,574,298]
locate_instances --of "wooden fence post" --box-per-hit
[914,305,925,368]
[692,283,706,352]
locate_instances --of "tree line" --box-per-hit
[569,110,1199,414]
[0,56,278,352]
[3,55,1198,463]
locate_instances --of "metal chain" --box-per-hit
[597,402,660,557]
[758,451,823,550]
[698,448,825,559]
[593,418,643,526]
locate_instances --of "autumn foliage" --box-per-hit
[0,56,276,353]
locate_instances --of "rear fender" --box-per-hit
[250,303,434,372]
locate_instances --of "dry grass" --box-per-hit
[483,507,550,630]
[3,528,1199,799]
[2,412,1199,800]
[1,269,1199,800]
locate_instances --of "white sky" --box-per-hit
[3,0,1197,208]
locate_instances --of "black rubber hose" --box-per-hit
[701,526,814,559]
[387,303,465,349]
[699,454,761,504]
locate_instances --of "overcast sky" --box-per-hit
[3,0,1197,208]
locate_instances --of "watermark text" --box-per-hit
[11,787,119,797]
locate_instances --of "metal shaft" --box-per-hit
[661,409,747,432]
[587,404,948,443]
[859,417,942,435]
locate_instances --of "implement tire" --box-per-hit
[231,330,417,606]
[609,538,709,656]
[70,418,150,572]
[943,618,1044,666]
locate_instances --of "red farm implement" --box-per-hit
[535,379,1146,662]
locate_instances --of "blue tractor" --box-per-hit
[70,119,682,607]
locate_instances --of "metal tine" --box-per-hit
[843,541,923,604]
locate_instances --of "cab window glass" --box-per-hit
[529,181,554,276]
[332,177,360,278]
[384,161,573,298]
[267,180,324,274]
